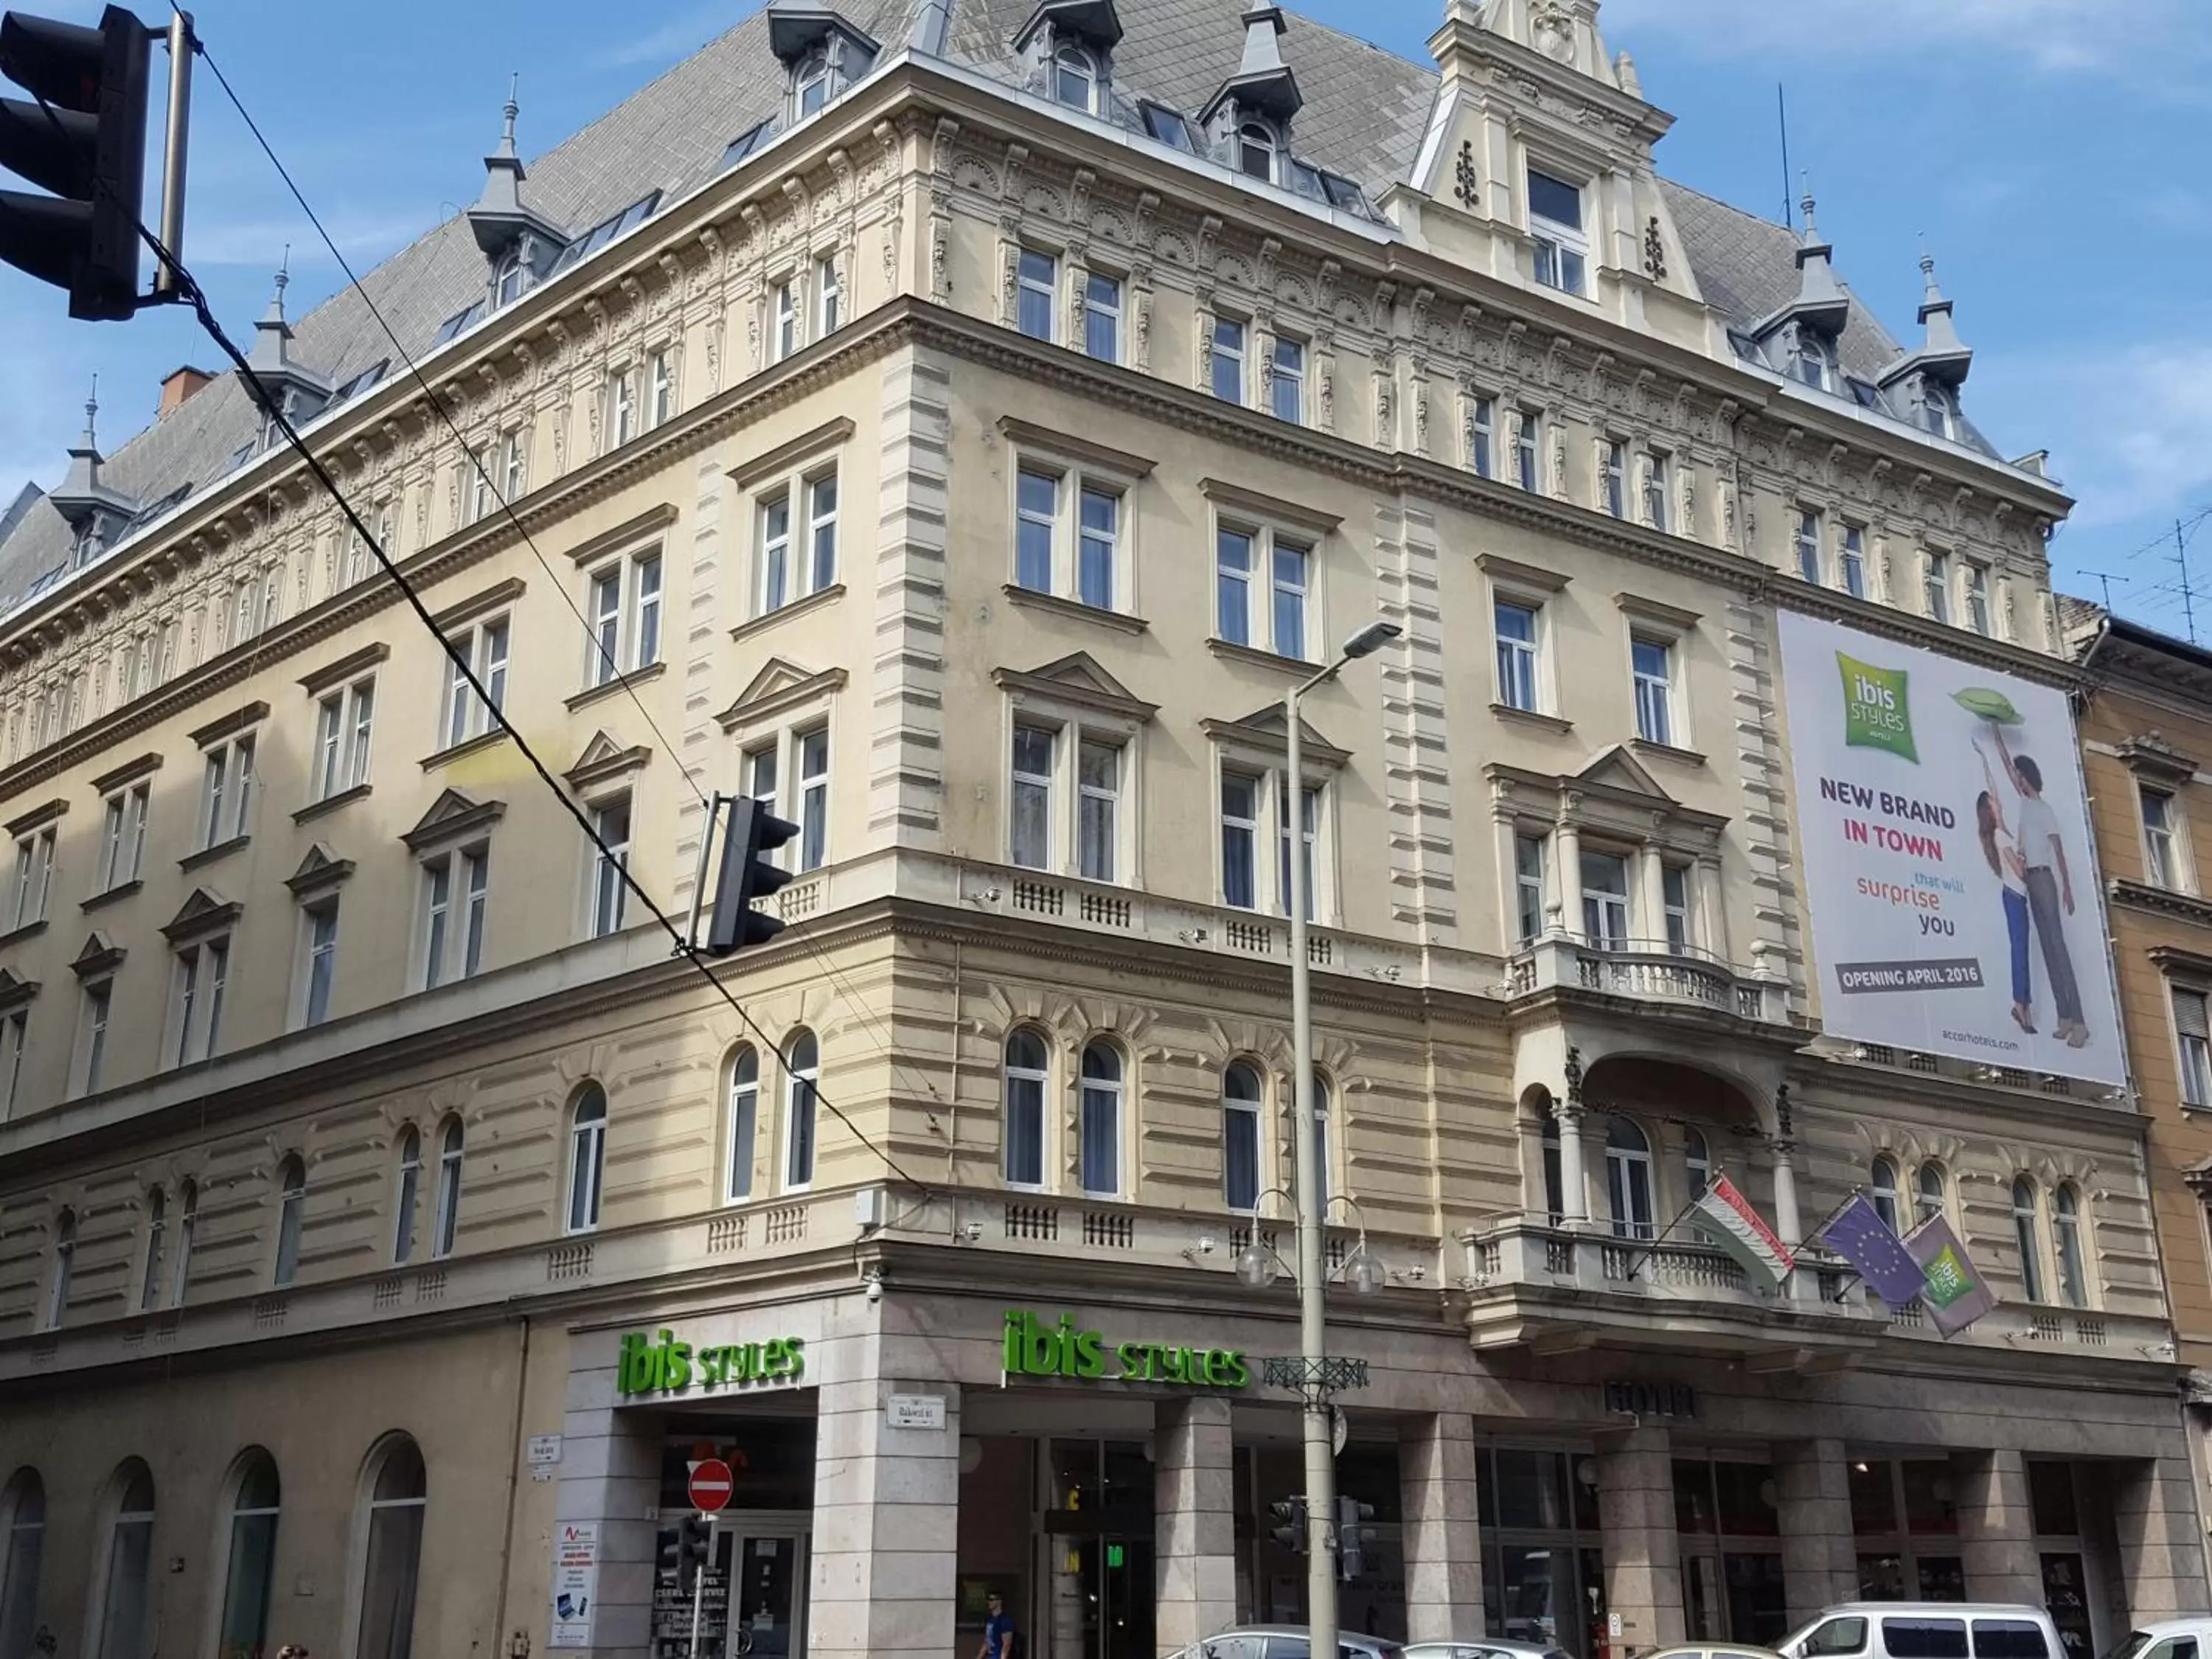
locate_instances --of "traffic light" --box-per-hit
[1334,1495,1377,1582]
[1270,1495,1307,1554]
[675,1512,712,1596]
[705,795,799,956]
[0,6,150,320]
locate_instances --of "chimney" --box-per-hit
[159,366,215,418]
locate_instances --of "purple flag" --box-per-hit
[1818,1192,1924,1307]
[1904,1215,1997,1337]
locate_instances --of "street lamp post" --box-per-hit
[1285,618,1400,1656]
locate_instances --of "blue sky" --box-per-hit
[4,0,2208,632]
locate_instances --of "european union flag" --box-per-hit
[1818,1192,1925,1306]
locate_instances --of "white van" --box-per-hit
[1780,1605,2067,1659]
[2104,1622,2212,1659]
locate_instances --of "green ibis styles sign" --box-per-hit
[616,1328,805,1397]
[1001,1308,1251,1388]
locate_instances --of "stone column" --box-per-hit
[2112,1456,2212,1618]
[1400,1413,1484,1644]
[1952,1450,2042,1604]
[810,1377,962,1659]
[1155,1397,1238,1653]
[1598,1425,1686,1652]
[1558,1102,1592,1228]
[1552,818,1582,936]
[1774,1439,1857,1624]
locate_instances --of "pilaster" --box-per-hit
[1596,1424,1684,1649]
[1952,1449,2042,1604]
[1773,1437,1855,1624]
[1154,1395,1238,1652]
[1399,1412,1484,1643]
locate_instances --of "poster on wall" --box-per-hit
[1775,610,2123,1087]
[549,1520,601,1649]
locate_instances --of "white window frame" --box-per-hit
[1271,334,1307,425]
[1527,166,1589,296]
[97,782,148,892]
[1795,509,1824,585]
[1003,713,1133,885]
[1214,518,1316,661]
[393,1127,420,1265]
[1053,41,1099,112]
[1515,408,1543,493]
[169,933,231,1066]
[725,1048,761,1203]
[1083,269,1123,364]
[0,1009,25,1118]
[500,428,526,502]
[584,546,664,686]
[1467,395,1495,479]
[2143,785,2189,891]
[648,351,675,428]
[1216,759,1335,924]
[1964,561,1992,635]
[1661,863,1693,954]
[783,1032,820,1192]
[1211,314,1248,404]
[589,795,631,939]
[2174,983,2212,1109]
[1631,633,1676,748]
[432,1119,464,1258]
[312,677,376,801]
[1514,832,1548,945]
[1003,1030,1050,1191]
[418,842,490,990]
[439,616,509,750]
[1016,248,1058,342]
[198,731,257,849]
[754,466,840,616]
[773,279,799,361]
[1840,524,1867,599]
[1603,440,1627,519]
[1236,121,1278,184]
[815,253,842,337]
[1644,449,1672,532]
[1077,1040,1124,1197]
[1493,596,1545,714]
[274,1158,305,1286]
[1924,549,1952,624]
[608,368,636,448]
[296,899,338,1029]
[1579,849,1632,949]
[566,1088,608,1234]
[9,827,52,929]
[1007,448,1135,613]
[736,704,839,880]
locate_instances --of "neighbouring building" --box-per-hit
[0,2,2200,1658]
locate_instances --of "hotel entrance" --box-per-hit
[1043,1438,1158,1659]
[706,1516,810,1658]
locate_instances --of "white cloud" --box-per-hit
[1602,0,2205,77]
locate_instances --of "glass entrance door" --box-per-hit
[713,1517,807,1659]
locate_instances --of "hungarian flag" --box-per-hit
[1902,1214,1996,1336]
[1691,1173,1796,1292]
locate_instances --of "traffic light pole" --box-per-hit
[151,8,189,298]
[687,1513,706,1659]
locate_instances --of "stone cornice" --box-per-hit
[2116,882,2212,931]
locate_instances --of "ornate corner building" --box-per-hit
[0,1,2199,1657]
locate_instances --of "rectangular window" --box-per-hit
[1528,167,1588,296]
[1469,397,1495,479]
[1604,441,1627,519]
[1841,526,1867,599]
[650,352,674,428]
[1077,486,1119,611]
[1797,510,1824,585]
[1083,271,1122,362]
[745,743,781,867]
[773,282,798,361]
[1495,600,1540,712]
[1217,527,1254,647]
[1010,725,1054,870]
[1644,451,1671,530]
[303,903,338,1026]
[1077,740,1120,882]
[759,495,792,613]
[1271,541,1310,661]
[1580,852,1630,949]
[1212,316,1247,403]
[1964,562,1992,635]
[313,679,375,800]
[798,727,830,872]
[1277,784,1321,919]
[1632,636,1674,747]
[591,798,630,939]
[1017,248,1057,341]
[610,369,635,448]
[422,846,490,988]
[1272,336,1307,424]
[2176,987,2211,1107]
[97,783,148,891]
[1221,772,1259,910]
[2144,788,2183,889]
[1516,408,1542,492]
[467,448,493,525]
[808,473,838,593]
[1515,834,1547,944]
[1924,552,1951,624]
[441,619,509,748]
[0,1009,24,1117]
[199,734,257,848]
[10,827,53,929]
[586,551,663,685]
[501,428,526,501]
[1015,468,1057,593]
[1663,864,1692,954]
[172,936,229,1065]
[816,254,842,338]
[80,981,111,1094]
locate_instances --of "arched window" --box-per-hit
[393,1127,422,1265]
[139,1188,165,1312]
[274,1156,306,1287]
[2012,1177,2046,1303]
[1916,1162,1947,1226]
[1078,1041,1121,1197]
[356,1437,427,1659]
[795,46,832,117]
[217,1453,281,1659]
[94,1460,154,1659]
[0,1469,44,1659]
[1237,121,1278,182]
[173,1180,198,1307]
[432,1119,464,1259]
[1222,1062,1262,1212]
[1053,43,1098,112]
[1685,1130,1713,1205]
[46,1208,74,1329]
[1870,1156,1900,1232]
[1307,1073,1332,1216]
[1605,1119,1655,1242]
[785,1032,820,1190]
[2053,1183,2089,1309]
[1004,1031,1048,1190]
[494,248,529,308]
[568,1085,608,1233]
[726,1049,759,1203]
[1922,383,1955,439]
[1540,1104,1564,1223]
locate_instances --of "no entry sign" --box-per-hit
[687,1458,734,1514]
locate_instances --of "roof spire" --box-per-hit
[1238,2,1287,79]
[1199,0,1302,125]
[77,375,99,456]
[1916,246,1968,358]
[467,71,563,257]
[1798,172,1820,243]
[497,73,521,161]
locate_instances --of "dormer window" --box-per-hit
[1141,103,1195,151]
[495,248,530,308]
[1054,42,1099,111]
[1795,338,1832,392]
[1922,383,1956,439]
[796,46,833,116]
[1528,168,1587,296]
[1237,121,1279,183]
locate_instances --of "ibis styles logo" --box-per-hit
[1837,653,1917,762]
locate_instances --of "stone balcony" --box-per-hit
[1505,933,1790,1026]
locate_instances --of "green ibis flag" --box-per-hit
[1902,1214,1995,1336]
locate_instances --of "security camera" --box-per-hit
[863,1267,884,1305]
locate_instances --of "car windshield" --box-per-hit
[2098,1638,2154,1659]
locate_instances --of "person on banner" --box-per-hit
[1989,724,2089,1048]
[1973,743,2036,1034]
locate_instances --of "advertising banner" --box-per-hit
[1775,611,2122,1085]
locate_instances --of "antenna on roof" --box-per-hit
[1777,83,1792,230]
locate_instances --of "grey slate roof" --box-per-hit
[0,0,1965,612]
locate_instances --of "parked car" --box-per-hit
[1779,1605,2066,1659]
[1169,1627,1406,1659]
[2103,1622,2212,1659]
[1405,1640,1571,1659]
[1641,1644,1786,1659]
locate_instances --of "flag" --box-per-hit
[1691,1173,1796,1292]
[1817,1193,1925,1307]
[1903,1215,1996,1336]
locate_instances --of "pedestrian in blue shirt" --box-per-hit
[979,1590,1016,1659]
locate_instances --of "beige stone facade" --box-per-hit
[0,1,2200,1657]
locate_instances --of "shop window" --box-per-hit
[1476,1446,1602,1658]
[355,1436,426,1659]
[1851,1458,1963,1603]
[0,1469,44,1659]
[217,1453,281,1659]
[432,1119,464,1260]
[1223,1061,1262,1212]
[568,1084,608,1232]
[1004,1029,1048,1189]
[94,1461,154,1659]
[784,1030,819,1190]
[726,1048,759,1203]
